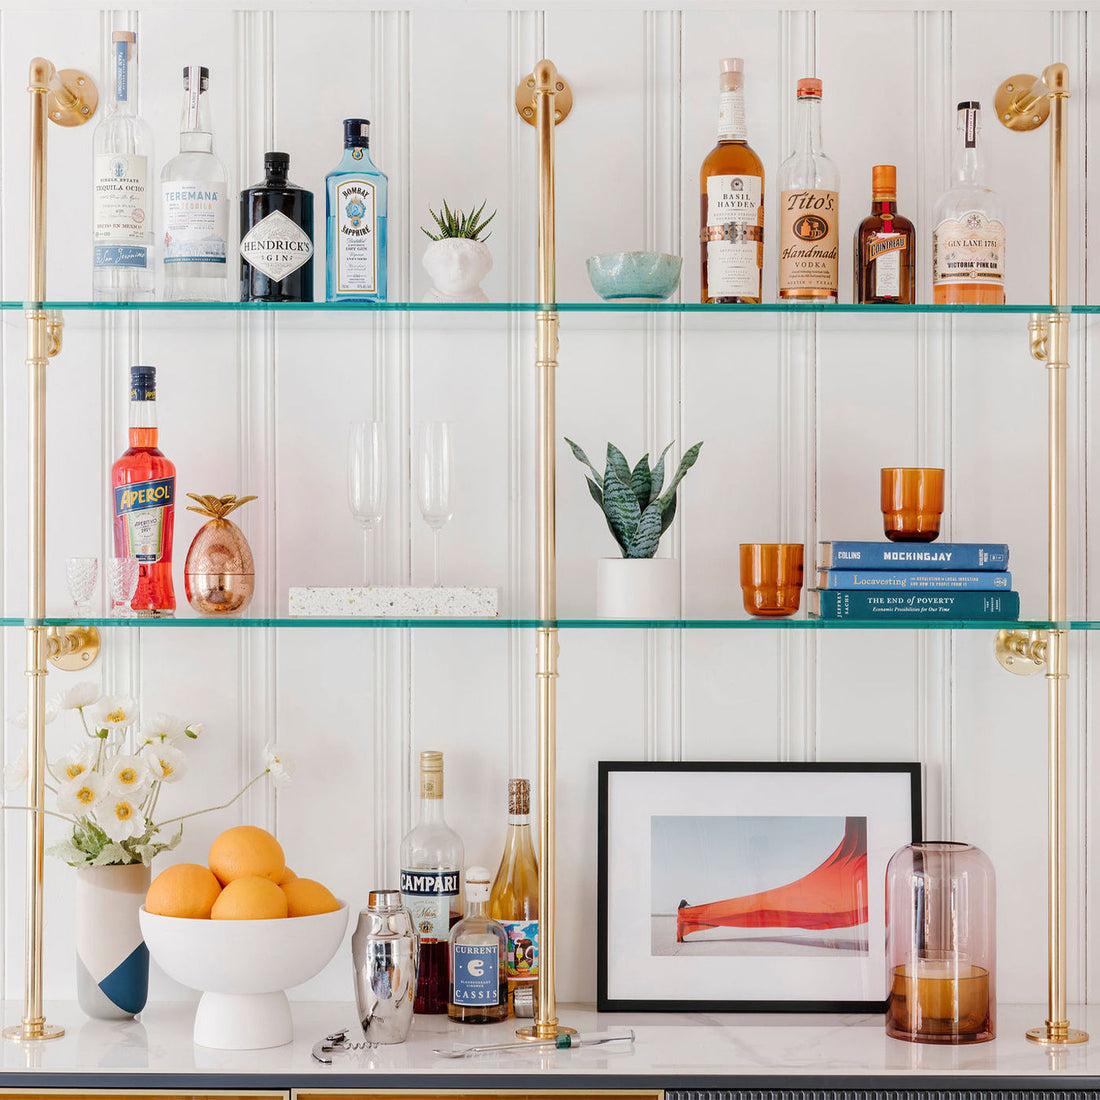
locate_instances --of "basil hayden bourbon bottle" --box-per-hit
[699,58,764,303]
[239,151,314,302]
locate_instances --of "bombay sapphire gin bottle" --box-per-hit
[326,118,388,302]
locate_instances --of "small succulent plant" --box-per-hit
[566,437,702,559]
[420,200,497,242]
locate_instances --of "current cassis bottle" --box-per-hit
[239,151,314,302]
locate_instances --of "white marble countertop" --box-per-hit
[2,1002,1100,1086]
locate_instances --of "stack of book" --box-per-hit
[808,541,1019,621]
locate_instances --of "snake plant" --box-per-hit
[565,437,703,559]
[420,200,496,242]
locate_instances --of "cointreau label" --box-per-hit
[779,189,838,296]
[932,210,1005,287]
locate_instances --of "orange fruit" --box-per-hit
[281,878,340,918]
[211,876,288,920]
[145,863,221,919]
[278,865,298,886]
[208,825,285,886]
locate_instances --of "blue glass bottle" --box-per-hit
[326,118,388,302]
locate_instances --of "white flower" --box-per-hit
[142,744,186,783]
[3,750,28,791]
[107,754,150,798]
[54,682,101,711]
[55,746,97,783]
[264,744,295,788]
[56,773,105,816]
[7,702,58,728]
[140,712,185,745]
[87,696,138,732]
[95,796,147,842]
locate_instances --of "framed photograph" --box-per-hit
[597,761,921,1013]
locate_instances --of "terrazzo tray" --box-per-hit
[288,586,499,618]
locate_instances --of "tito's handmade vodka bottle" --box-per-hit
[400,751,464,1014]
[92,31,154,300]
[326,118,388,302]
[777,78,839,302]
[161,66,229,301]
[699,58,764,303]
[931,102,1006,304]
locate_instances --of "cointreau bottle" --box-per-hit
[699,58,764,303]
[854,165,915,304]
[112,367,175,615]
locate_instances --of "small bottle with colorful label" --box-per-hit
[326,118,388,302]
[448,866,509,1023]
[112,367,175,616]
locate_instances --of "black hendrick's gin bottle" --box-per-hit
[239,151,314,302]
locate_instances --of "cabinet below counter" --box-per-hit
[0,1002,1098,1093]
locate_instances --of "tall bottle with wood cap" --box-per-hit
[778,77,839,302]
[854,165,915,304]
[489,778,539,1014]
[400,750,464,1014]
[699,58,765,303]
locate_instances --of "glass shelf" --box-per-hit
[1,615,1090,630]
[9,299,1100,315]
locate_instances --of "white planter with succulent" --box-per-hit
[421,200,496,302]
[566,437,703,620]
[2,683,293,1021]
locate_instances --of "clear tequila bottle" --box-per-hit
[92,31,154,301]
[161,66,229,301]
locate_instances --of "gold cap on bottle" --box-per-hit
[872,164,897,199]
[420,750,443,799]
[796,77,822,99]
[508,778,531,816]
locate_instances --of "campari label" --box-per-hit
[114,476,174,563]
[400,868,458,942]
[452,943,500,1006]
[240,209,313,283]
[704,174,763,298]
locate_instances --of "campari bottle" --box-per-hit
[112,367,175,615]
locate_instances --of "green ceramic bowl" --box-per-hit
[586,251,682,300]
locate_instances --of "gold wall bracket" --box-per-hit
[995,628,1047,675]
[45,68,97,127]
[995,74,1051,132]
[47,625,100,671]
[516,71,573,127]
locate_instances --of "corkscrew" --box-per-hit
[311,1029,377,1064]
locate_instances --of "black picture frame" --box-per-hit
[597,760,922,1013]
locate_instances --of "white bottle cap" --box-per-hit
[465,865,492,903]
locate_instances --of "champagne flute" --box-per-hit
[347,421,386,585]
[417,421,454,587]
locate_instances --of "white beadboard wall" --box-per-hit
[0,0,1097,1012]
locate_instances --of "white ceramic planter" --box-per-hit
[76,863,151,1020]
[597,557,680,619]
[422,238,492,302]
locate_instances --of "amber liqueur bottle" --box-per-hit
[854,165,915,304]
[699,58,764,303]
[112,366,176,615]
[239,151,314,302]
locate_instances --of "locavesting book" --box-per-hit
[808,589,1020,620]
[817,541,1009,571]
[817,569,1012,591]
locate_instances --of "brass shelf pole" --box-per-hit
[3,58,97,1046]
[515,59,574,1042]
[993,63,1086,1046]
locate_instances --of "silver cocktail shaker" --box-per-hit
[351,889,419,1044]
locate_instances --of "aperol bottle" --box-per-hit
[112,366,176,615]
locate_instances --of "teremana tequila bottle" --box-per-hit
[92,31,154,300]
[161,66,229,301]
[400,750,464,1014]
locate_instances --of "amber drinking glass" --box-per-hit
[881,467,944,542]
[739,543,804,618]
[885,842,995,1044]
